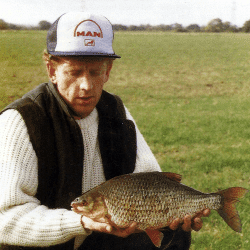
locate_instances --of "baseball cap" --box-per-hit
[47,12,120,58]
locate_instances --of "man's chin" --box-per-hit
[73,107,95,119]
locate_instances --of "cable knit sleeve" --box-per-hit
[124,107,162,173]
[0,109,90,247]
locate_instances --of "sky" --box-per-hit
[1,0,250,28]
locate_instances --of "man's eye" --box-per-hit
[69,70,81,76]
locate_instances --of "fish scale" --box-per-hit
[71,171,248,248]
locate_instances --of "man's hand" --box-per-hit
[168,209,211,232]
[81,216,139,238]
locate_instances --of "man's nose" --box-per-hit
[79,74,93,91]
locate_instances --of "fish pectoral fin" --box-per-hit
[162,172,182,183]
[145,229,164,248]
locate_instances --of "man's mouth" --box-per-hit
[76,96,94,104]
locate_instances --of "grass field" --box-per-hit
[0,31,249,249]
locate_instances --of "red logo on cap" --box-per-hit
[85,39,95,46]
[74,20,103,38]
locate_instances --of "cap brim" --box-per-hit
[48,51,121,58]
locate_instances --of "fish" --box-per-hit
[71,171,248,248]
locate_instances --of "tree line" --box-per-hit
[0,20,51,30]
[1,18,250,32]
[113,19,250,32]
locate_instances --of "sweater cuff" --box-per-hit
[61,210,92,238]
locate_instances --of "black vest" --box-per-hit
[1,82,137,249]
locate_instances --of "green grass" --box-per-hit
[0,30,48,108]
[0,31,249,249]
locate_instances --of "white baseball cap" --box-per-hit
[47,12,120,58]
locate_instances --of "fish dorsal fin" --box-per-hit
[162,172,182,183]
[145,228,164,248]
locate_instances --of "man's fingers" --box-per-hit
[168,218,180,231]
[195,209,211,219]
[190,209,210,231]
[202,209,211,217]
[82,216,139,237]
[182,215,192,232]
[81,216,112,233]
[111,222,138,238]
[192,217,203,231]
[128,222,137,231]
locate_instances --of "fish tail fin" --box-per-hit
[217,187,248,233]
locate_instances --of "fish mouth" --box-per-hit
[71,207,82,214]
[71,202,76,207]
[71,202,85,214]
[71,203,80,212]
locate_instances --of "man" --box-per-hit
[0,12,209,249]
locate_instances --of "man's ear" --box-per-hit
[46,62,57,84]
[103,61,113,83]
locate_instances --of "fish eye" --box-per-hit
[74,197,80,202]
[73,197,88,206]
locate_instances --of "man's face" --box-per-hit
[51,58,112,119]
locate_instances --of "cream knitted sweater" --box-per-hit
[0,107,161,248]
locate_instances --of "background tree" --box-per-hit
[171,23,186,32]
[155,24,172,32]
[205,18,223,32]
[186,24,200,32]
[38,20,51,30]
[242,20,250,32]
[0,19,8,30]
[222,21,238,32]
[113,24,127,31]
[128,25,138,31]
